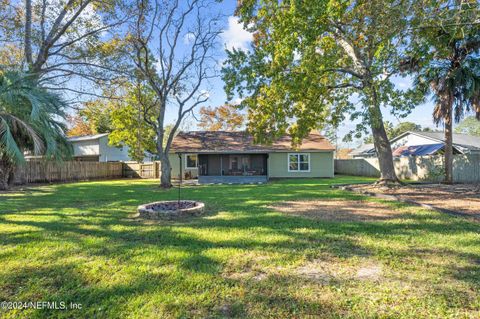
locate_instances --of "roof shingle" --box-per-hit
[171,131,334,153]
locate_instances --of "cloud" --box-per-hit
[221,16,253,51]
[183,32,195,45]
[229,97,244,105]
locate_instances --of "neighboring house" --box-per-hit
[352,131,480,158]
[350,143,375,158]
[68,133,149,162]
[169,130,335,184]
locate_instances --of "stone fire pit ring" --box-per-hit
[137,200,205,219]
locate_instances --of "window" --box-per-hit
[288,153,310,172]
[186,154,198,169]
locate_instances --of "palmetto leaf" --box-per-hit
[0,70,70,165]
[1,113,45,155]
[0,117,25,163]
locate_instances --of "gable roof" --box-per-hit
[171,131,335,153]
[353,131,480,157]
[391,131,480,151]
[67,133,109,142]
[350,143,375,156]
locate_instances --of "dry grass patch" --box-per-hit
[351,183,480,217]
[269,199,404,221]
[291,258,383,284]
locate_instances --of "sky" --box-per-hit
[102,0,439,148]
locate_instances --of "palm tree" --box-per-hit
[414,40,480,183]
[409,0,480,184]
[0,70,70,189]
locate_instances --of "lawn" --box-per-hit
[0,177,479,318]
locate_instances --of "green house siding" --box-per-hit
[169,151,334,180]
[268,152,334,178]
[169,153,198,179]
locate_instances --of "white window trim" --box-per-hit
[185,154,198,169]
[287,153,311,172]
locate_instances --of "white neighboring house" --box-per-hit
[351,131,480,158]
[68,133,153,162]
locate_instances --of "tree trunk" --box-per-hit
[0,159,14,191]
[159,153,172,188]
[25,0,33,65]
[367,89,399,184]
[443,104,453,184]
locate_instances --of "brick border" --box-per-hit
[137,200,205,219]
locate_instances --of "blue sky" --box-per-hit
[152,1,440,147]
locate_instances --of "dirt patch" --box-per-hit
[293,259,383,283]
[294,260,336,283]
[269,200,404,222]
[349,184,480,218]
[356,265,382,280]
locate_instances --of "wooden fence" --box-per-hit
[122,162,161,179]
[335,154,480,183]
[13,161,123,185]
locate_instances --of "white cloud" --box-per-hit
[199,90,210,99]
[183,32,195,45]
[232,97,244,105]
[221,16,253,51]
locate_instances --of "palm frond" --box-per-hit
[0,117,25,163]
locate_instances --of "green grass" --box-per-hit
[0,176,479,318]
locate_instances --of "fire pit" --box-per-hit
[137,200,205,219]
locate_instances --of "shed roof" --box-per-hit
[67,133,109,142]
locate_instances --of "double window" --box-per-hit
[288,153,310,172]
[186,154,198,169]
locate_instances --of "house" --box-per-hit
[351,131,480,158]
[350,143,375,158]
[68,133,149,162]
[168,131,335,184]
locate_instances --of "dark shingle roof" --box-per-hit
[171,131,335,153]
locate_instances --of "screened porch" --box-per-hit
[197,154,268,183]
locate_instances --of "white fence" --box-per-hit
[335,154,480,183]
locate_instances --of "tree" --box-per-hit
[0,0,131,97]
[66,98,115,137]
[0,70,70,189]
[409,1,480,183]
[129,0,222,187]
[109,84,157,162]
[80,100,115,134]
[198,104,245,131]
[363,121,425,143]
[455,116,480,136]
[363,121,395,144]
[223,0,423,184]
[66,114,94,137]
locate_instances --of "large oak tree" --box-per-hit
[223,0,423,184]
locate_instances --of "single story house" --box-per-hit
[68,133,153,162]
[351,131,480,158]
[168,130,335,184]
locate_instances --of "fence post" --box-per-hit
[154,161,159,179]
